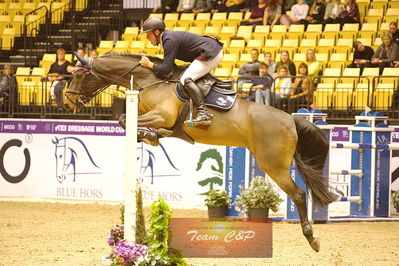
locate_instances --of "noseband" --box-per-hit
[65,63,141,109]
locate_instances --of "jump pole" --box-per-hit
[124,78,139,242]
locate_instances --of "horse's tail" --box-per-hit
[293,116,339,207]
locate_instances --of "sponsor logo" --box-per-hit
[0,139,31,183]
[196,149,224,190]
[52,136,101,183]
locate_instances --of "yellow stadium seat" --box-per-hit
[340,23,360,39]
[338,67,360,89]
[221,53,238,69]
[227,39,245,55]
[333,88,353,109]
[226,12,243,26]
[0,1,8,10]
[19,81,35,105]
[22,0,37,11]
[8,0,22,10]
[293,53,306,68]
[113,41,129,53]
[317,38,335,55]
[214,67,231,78]
[263,39,281,57]
[203,26,219,36]
[194,12,211,30]
[374,84,394,110]
[384,8,399,22]
[389,1,399,8]
[172,26,187,31]
[269,25,287,40]
[122,27,139,42]
[298,38,317,53]
[129,41,145,54]
[356,38,372,46]
[219,26,237,40]
[315,53,329,63]
[364,9,384,24]
[322,24,341,40]
[287,24,305,41]
[164,13,179,29]
[380,68,399,86]
[313,88,333,110]
[303,24,322,41]
[238,53,252,65]
[97,40,114,55]
[353,88,371,110]
[210,12,227,30]
[244,39,263,53]
[1,26,15,50]
[31,67,46,85]
[236,25,252,40]
[145,42,160,56]
[359,23,378,41]
[253,25,270,40]
[231,67,240,78]
[369,1,387,11]
[178,13,195,28]
[187,26,202,35]
[38,0,51,9]
[328,53,348,69]
[335,38,354,55]
[149,13,163,19]
[321,68,341,85]
[16,67,31,84]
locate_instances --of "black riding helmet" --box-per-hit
[142,16,166,33]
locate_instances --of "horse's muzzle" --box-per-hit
[64,93,82,113]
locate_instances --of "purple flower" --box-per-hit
[110,240,149,265]
[108,224,125,247]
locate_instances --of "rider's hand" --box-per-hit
[140,56,154,69]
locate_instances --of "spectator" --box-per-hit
[152,0,178,13]
[67,48,85,73]
[305,48,320,79]
[0,64,17,104]
[365,32,399,75]
[176,0,196,12]
[289,63,312,113]
[240,0,267,28]
[389,22,399,46]
[48,48,71,109]
[275,50,296,77]
[300,0,326,26]
[90,50,98,58]
[280,0,309,26]
[253,62,273,104]
[341,0,360,25]
[192,0,212,13]
[323,0,344,26]
[282,0,297,14]
[264,51,276,76]
[210,0,227,12]
[238,48,260,89]
[348,41,374,74]
[263,0,282,27]
[268,66,293,108]
[225,0,246,12]
[242,0,259,11]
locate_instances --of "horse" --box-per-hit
[63,53,338,252]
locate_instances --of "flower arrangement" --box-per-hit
[235,176,283,216]
[204,189,230,207]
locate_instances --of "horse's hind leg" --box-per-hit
[266,167,320,252]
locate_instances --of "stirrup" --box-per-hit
[184,113,212,127]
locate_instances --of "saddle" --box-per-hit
[175,73,237,110]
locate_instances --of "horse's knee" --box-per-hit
[293,189,306,205]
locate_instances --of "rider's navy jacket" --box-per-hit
[153,30,223,75]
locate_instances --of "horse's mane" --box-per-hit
[100,52,187,71]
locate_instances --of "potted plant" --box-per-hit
[204,189,230,218]
[235,176,283,219]
[392,190,399,213]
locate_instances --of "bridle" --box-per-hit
[65,63,141,109]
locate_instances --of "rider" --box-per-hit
[139,16,224,126]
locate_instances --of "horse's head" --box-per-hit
[64,53,106,113]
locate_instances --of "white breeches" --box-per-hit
[180,50,223,85]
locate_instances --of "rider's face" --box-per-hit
[147,31,158,46]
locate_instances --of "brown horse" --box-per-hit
[64,53,338,252]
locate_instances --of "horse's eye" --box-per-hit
[59,154,62,158]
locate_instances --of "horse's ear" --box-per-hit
[75,52,90,67]
[52,137,59,144]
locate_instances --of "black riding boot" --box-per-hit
[184,77,212,126]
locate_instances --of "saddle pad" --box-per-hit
[175,84,237,110]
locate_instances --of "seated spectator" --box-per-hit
[238,48,260,89]
[348,41,374,74]
[280,0,309,26]
[268,66,293,108]
[225,0,246,12]
[305,48,320,79]
[153,0,178,13]
[67,48,85,73]
[177,0,196,13]
[300,0,326,26]
[365,32,399,75]
[210,0,227,12]
[242,0,259,11]
[275,50,296,77]
[90,50,98,58]
[263,0,282,27]
[0,64,17,104]
[282,0,297,14]
[323,0,344,27]
[48,48,71,109]
[264,52,276,76]
[253,63,273,104]
[389,22,399,46]
[288,63,312,113]
[240,0,267,28]
[192,0,212,13]
[341,0,360,25]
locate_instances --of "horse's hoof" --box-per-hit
[310,237,320,252]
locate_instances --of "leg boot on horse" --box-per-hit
[184,77,213,126]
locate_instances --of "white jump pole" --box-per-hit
[124,76,139,242]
